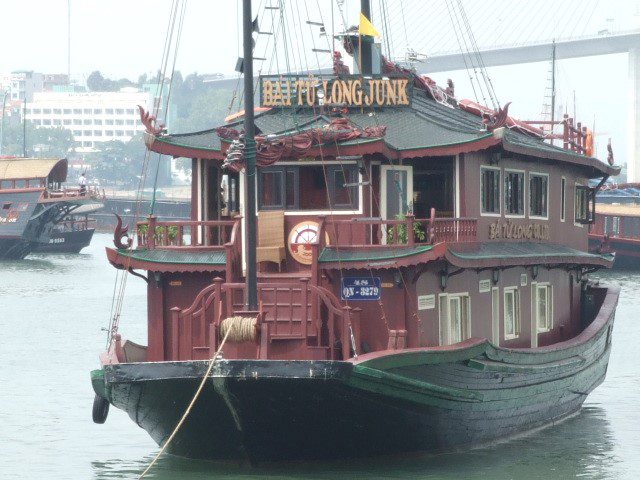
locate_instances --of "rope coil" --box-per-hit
[220,316,258,343]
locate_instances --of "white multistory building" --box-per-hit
[25,88,152,152]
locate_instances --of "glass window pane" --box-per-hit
[505,291,514,336]
[300,166,327,210]
[285,170,296,208]
[449,297,461,343]
[260,171,283,208]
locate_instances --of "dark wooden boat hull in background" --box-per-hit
[92,285,618,462]
[33,228,95,254]
[589,234,640,268]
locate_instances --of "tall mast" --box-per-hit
[360,0,372,75]
[243,0,258,310]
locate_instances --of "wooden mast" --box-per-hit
[242,0,258,309]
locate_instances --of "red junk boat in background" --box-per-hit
[91,0,620,463]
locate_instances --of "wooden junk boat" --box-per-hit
[91,0,620,462]
[0,157,103,259]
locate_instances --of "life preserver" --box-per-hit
[287,221,329,265]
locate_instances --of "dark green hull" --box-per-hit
[92,286,618,462]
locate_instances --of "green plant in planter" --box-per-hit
[386,213,426,244]
[137,224,179,245]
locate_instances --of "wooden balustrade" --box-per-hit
[323,212,477,247]
[136,217,239,250]
[169,278,357,362]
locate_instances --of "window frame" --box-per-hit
[257,163,359,213]
[529,171,549,219]
[534,283,553,333]
[503,286,521,340]
[504,168,526,218]
[574,183,594,225]
[480,166,501,216]
[438,292,471,346]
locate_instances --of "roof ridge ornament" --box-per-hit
[138,106,166,136]
[483,102,511,131]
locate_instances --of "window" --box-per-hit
[504,170,524,216]
[83,141,93,147]
[258,164,359,211]
[561,177,566,222]
[83,108,91,114]
[83,119,92,125]
[105,108,114,115]
[438,293,471,346]
[94,109,103,114]
[94,130,102,136]
[63,119,71,125]
[42,119,51,126]
[105,119,114,125]
[125,130,134,136]
[529,173,548,218]
[32,108,41,114]
[481,167,500,214]
[63,109,71,115]
[73,119,82,125]
[84,130,92,136]
[115,119,124,125]
[504,287,521,339]
[575,185,593,224]
[535,284,553,332]
[115,108,124,115]
[105,130,114,136]
[73,130,82,136]
[73,108,82,114]
[94,119,103,125]
[126,108,134,115]
[53,108,62,114]
[126,119,134,125]
[115,130,124,136]
[53,119,61,125]
[43,108,51,114]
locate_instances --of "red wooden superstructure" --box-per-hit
[105,70,618,366]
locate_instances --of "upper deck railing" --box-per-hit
[323,211,477,248]
[41,185,106,202]
[135,216,240,250]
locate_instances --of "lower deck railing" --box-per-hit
[169,278,360,362]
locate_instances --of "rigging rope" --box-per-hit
[138,325,234,479]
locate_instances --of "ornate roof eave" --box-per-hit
[106,247,228,273]
[493,128,620,178]
[144,132,225,161]
[444,241,614,270]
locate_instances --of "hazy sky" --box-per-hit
[1,0,637,163]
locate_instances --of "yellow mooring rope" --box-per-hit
[138,323,236,479]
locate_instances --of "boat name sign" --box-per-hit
[489,220,550,240]
[260,75,412,108]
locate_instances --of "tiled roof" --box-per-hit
[118,248,227,265]
[446,241,613,268]
[319,245,434,263]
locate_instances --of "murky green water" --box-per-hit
[1,233,639,479]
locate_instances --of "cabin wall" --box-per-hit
[415,265,582,349]
[147,271,221,361]
[463,152,589,251]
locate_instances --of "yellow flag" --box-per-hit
[359,13,380,37]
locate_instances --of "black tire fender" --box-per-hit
[92,393,110,424]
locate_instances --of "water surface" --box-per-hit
[1,234,638,479]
